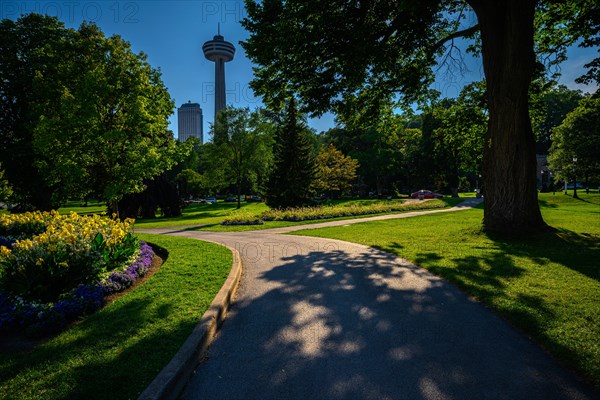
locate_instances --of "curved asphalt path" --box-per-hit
[137,200,598,400]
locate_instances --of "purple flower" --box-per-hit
[99,242,154,295]
[0,242,155,336]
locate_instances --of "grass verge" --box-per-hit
[134,202,269,229]
[190,198,463,232]
[0,234,232,400]
[293,192,600,387]
[134,197,465,230]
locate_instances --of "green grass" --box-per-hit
[0,234,232,400]
[134,201,269,229]
[139,198,463,232]
[293,192,600,387]
[210,199,461,232]
[57,200,106,215]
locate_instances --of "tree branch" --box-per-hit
[432,24,480,53]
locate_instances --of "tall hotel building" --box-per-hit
[177,101,203,142]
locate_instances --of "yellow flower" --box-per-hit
[15,239,33,251]
[0,246,11,257]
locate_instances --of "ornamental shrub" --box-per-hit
[0,211,138,303]
[0,210,52,238]
[222,199,447,225]
[222,211,264,226]
[0,242,154,336]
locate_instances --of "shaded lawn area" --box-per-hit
[293,193,600,387]
[0,235,232,400]
[134,201,269,229]
[57,200,106,215]
[0,201,107,216]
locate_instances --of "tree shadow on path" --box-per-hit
[184,239,598,400]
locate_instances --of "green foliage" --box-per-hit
[0,243,101,304]
[548,96,600,183]
[117,172,183,219]
[428,82,486,194]
[535,1,599,85]
[321,84,486,196]
[220,199,447,225]
[0,234,232,400]
[241,1,450,112]
[328,125,391,194]
[0,14,178,209]
[91,232,138,273]
[0,212,138,303]
[206,107,274,208]
[313,144,359,197]
[242,1,598,114]
[241,0,598,232]
[531,84,585,154]
[0,14,65,210]
[0,165,12,203]
[221,211,264,225]
[176,137,203,172]
[265,98,315,209]
[259,199,446,222]
[177,169,205,198]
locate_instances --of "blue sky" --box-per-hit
[2,1,597,139]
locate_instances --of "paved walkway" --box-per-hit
[137,201,598,400]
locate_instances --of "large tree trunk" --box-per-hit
[470,0,547,233]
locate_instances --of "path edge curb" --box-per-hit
[138,247,243,400]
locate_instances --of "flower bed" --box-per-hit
[0,211,155,336]
[0,243,154,335]
[221,199,446,225]
[222,211,264,226]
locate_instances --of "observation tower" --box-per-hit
[202,27,235,124]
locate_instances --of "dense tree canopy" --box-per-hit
[242,0,599,232]
[428,82,486,195]
[0,14,178,211]
[208,107,274,208]
[313,144,359,198]
[548,96,600,186]
[532,84,586,154]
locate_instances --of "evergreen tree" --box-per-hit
[266,98,315,209]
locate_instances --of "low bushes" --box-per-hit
[222,199,446,225]
[222,211,264,226]
[0,211,154,335]
[0,235,233,400]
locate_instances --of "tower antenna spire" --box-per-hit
[203,24,235,125]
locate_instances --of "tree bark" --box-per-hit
[470,0,547,233]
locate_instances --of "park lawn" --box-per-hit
[192,198,460,232]
[57,200,106,215]
[0,201,106,216]
[134,201,269,229]
[144,197,463,232]
[0,234,232,400]
[293,192,600,387]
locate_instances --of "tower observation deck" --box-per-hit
[202,30,235,125]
